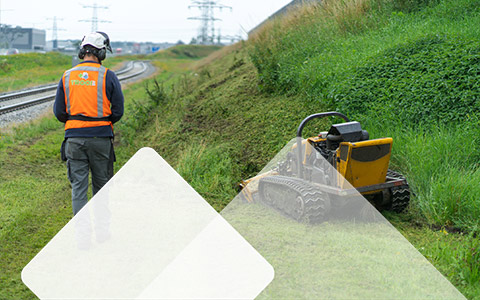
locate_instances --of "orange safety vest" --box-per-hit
[62,62,112,131]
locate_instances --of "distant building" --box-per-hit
[46,40,174,55]
[45,39,79,52]
[10,28,46,51]
[110,41,174,55]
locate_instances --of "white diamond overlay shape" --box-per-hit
[21,147,274,299]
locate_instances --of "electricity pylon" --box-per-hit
[79,2,110,32]
[47,16,66,50]
[188,1,231,45]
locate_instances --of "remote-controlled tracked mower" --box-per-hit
[239,112,410,223]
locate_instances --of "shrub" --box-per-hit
[332,34,480,126]
[146,79,169,106]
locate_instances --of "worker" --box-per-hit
[54,31,124,216]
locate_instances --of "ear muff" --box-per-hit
[97,48,106,61]
[78,47,106,61]
[78,48,87,59]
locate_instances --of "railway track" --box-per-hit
[0,61,148,116]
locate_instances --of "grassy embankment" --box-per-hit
[0,51,138,93]
[0,45,219,299]
[250,0,480,233]
[113,0,480,297]
[0,52,71,92]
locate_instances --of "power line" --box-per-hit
[79,2,111,32]
[0,0,13,26]
[47,16,66,50]
[188,1,231,45]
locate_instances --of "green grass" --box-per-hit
[0,51,140,93]
[369,122,480,231]
[0,118,71,299]
[0,52,71,92]
[112,39,479,296]
[150,44,222,60]
[388,212,480,298]
[223,202,469,299]
[112,2,480,294]
[248,0,480,233]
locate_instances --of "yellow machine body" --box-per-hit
[336,138,392,193]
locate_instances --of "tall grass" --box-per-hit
[150,45,223,60]
[248,0,480,232]
[176,143,238,211]
[427,232,480,286]
[367,120,480,230]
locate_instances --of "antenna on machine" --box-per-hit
[47,16,66,50]
[188,0,231,45]
[79,2,111,32]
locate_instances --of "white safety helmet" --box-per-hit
[81,32,112,51]
[78,31,112,60]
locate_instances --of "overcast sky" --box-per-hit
[0,0,292,43]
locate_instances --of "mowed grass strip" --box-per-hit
[0,119,71,299]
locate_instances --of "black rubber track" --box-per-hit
[387,170,411,212]
[259,175,331,223]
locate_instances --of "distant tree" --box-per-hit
[0,25,25,49]
[189,37,197,45]
[176,40,185,45]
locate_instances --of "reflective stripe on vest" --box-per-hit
[64,65,107,118]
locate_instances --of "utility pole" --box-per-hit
[188,1,231,45]
[79,2,110,32]
[47,16,65,50]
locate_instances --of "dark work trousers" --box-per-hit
[66,137,113,215]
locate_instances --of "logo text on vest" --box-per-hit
[71,72,96,86]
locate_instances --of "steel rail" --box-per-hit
[118,61,148,81]
[0,61,148,115]
[0,61,135,103]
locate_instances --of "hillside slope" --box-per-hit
[248,0,480,232]
[116,44,325,210]
[116,0,480,297]
[126,0,480,232]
